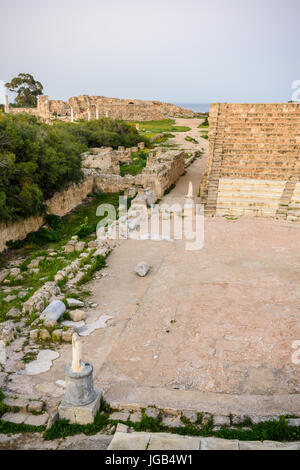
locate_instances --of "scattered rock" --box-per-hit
[66,298,84,308]
[287,418,300,426]
[249,415,280,424]
[10,268,21,277]
[0,341,6,365]
[51,329,62,341]
[88,241,97,248]
[28,259,41,269]
[0,321,16,342]
[162,415,183,428]
[4,295,17,303]
[4,397,29,411]
[28,400,44,413]
[62,320,85,330]
[182,410,198,423]
[7,307,20,318]
[110,411,130,421]
[30,268,40,275]
[130,411,142,423]
[145,407,160,419]
[75,241,86,252]
[40,329,51,341]
[61,328,74,343]
[18,291,27,299]
[24,413,49,427]
[214,415,231,426]
[29,330,39,341]
[54,271,66,282]
[69,309,87,322]
[134,261,151,277]
[40,300,66,323]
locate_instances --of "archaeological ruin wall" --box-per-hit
[9,95,194,122]
[201,103,300,220]
[0,148,185,252]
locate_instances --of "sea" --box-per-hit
[175,103,210,113]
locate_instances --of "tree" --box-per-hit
[5,73,43,107]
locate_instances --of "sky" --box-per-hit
[1,0,300,104]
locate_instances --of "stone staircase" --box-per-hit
[108,427,300,450]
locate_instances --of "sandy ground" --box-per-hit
[5,121,300,415]
[169,117,208,152]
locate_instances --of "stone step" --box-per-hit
[108,431,300,451]
[1,412,49,427]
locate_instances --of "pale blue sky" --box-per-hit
[1,0,299,103]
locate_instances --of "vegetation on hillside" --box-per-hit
[0,114,148,223]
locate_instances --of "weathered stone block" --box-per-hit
[58,392,101,425]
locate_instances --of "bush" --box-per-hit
[0,113,84,222]
[0,114,148,224]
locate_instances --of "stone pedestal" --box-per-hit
[58,362,101,424]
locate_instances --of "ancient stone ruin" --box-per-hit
[201,103,300,220]
[9,95,195,122]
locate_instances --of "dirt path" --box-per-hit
[168,117,209,153]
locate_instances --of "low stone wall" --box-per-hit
[0,149,185,252]
[93,150,185,200]
[0,176,95,252]
[0,215,44,252]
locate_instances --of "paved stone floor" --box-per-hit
[6,125,300,418]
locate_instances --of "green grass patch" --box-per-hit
[130,119,191,135]
[120,150,148,176]
[77,255,107,286]
[0,192,120,322]
[185,136,199,144]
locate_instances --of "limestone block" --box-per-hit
[201,437,239,450]
[3,397,29,411]
[213,415,231,426]
[134,261,151,277]
[69,310,87,322]
[28,400,44,413]
[58,392,101,425]
[110,411,130,421]
[0,321,16,342]
[145,407,160,419]
[148,433,200,450]
[66,298,84,308]
[108,432,151,450]
[25,413,49,427]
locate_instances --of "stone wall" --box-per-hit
[0,149,185,252]
[201,103,300,219]
[9,108,39,116]
[0,175,95,252]
[16,95,194,122]
[82,148,121,174]
[93,150,185,201]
